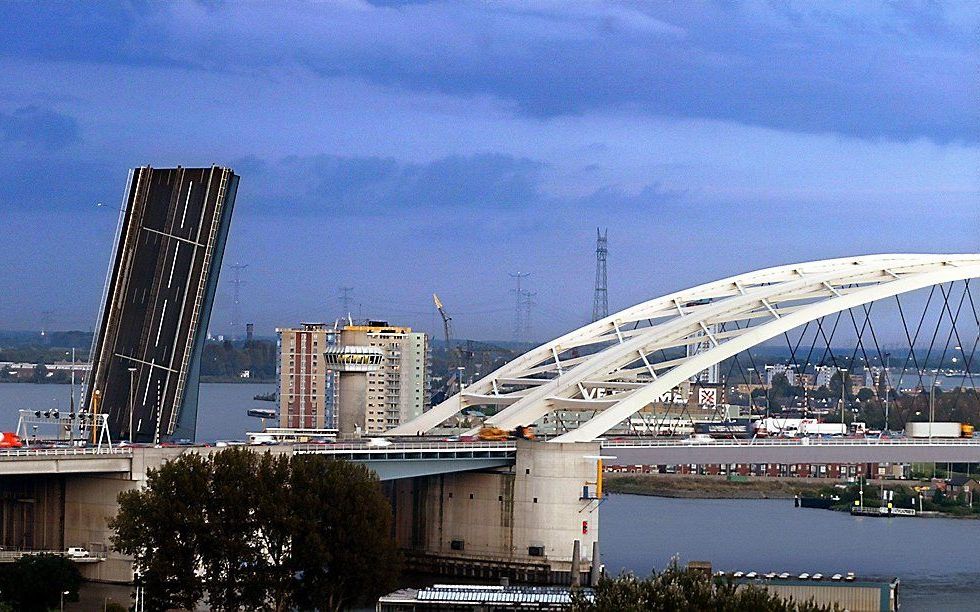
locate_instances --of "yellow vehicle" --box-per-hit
[477,426,510,441]
[477,425,535,441]
[962,423,975,438]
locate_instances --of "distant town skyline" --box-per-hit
[1,2,978,342]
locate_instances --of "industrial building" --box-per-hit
[277,320,430,436]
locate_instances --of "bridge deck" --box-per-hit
[294,441,517,480]
[0,442,519,480]
[2,439,978,479]
[0,447,134,475]
[602,438,980,465]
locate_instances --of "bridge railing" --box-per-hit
[601,437,980,448]
[293,441,517,453]
[0,447,134,458]
[0,550,107,562]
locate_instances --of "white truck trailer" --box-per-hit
[905,422,963,438]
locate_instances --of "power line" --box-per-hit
[592,227,608,322]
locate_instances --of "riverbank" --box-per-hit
[604,473,833,499]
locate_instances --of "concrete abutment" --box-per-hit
[390,440,602,584]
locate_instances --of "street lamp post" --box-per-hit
[883,352,890,434]
[839,368,848,432]
[60,590,69,612]
[128,367,138,442]
[457,366,466,432]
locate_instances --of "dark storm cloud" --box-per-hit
[2,2,974,143]
[0,106,80,151]
[237,153,546,215]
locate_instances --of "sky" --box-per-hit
[0,1,978,343]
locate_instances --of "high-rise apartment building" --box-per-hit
[276,320,430,435]
[327,322,431,436]
[276,323,338,429]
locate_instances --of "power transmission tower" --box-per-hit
[40,310,54,344]
[521,290,536,345]
[509,272,531,344]
[338,287,354,316]
[592,228,608,322]
[229,263,248,335]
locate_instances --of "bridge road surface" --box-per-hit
[87,167,238,443]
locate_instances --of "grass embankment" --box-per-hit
[604,473,831,499]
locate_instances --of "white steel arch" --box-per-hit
[387,254,980,442]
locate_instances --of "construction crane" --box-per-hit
[433,293,454,352]
[433,293,464,401]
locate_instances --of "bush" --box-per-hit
[572,560,838,611]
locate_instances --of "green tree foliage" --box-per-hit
[290,456,401,611]
[111,453,211,610]
[571,562,837,612]
[828,371,852,400]
[0,554,81,611]
[111,449,400,611]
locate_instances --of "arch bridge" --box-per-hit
[389,254,980,443]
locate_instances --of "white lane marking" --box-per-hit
[155,299,168,347]
[180,181,193,228]
[142,227,203,247]
[167,242,180,288]
[141,359,155,406]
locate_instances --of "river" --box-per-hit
[1,383,978,609]
[602,494,980,610]
[0,381,275,442]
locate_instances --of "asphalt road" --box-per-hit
[88,167,234,442]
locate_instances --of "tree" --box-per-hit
[289,457,401,612]
[111,449,400,611]
[201,448,267,611]
[571,561,837,611]
[111,453,211,611]
[828,371,851,400]
[770,373,790,398]
[0,554,81,612]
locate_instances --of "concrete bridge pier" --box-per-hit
[389,440,602,585]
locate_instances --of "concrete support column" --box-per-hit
[391,440,601,583]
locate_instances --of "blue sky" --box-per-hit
[0,1,978,342]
